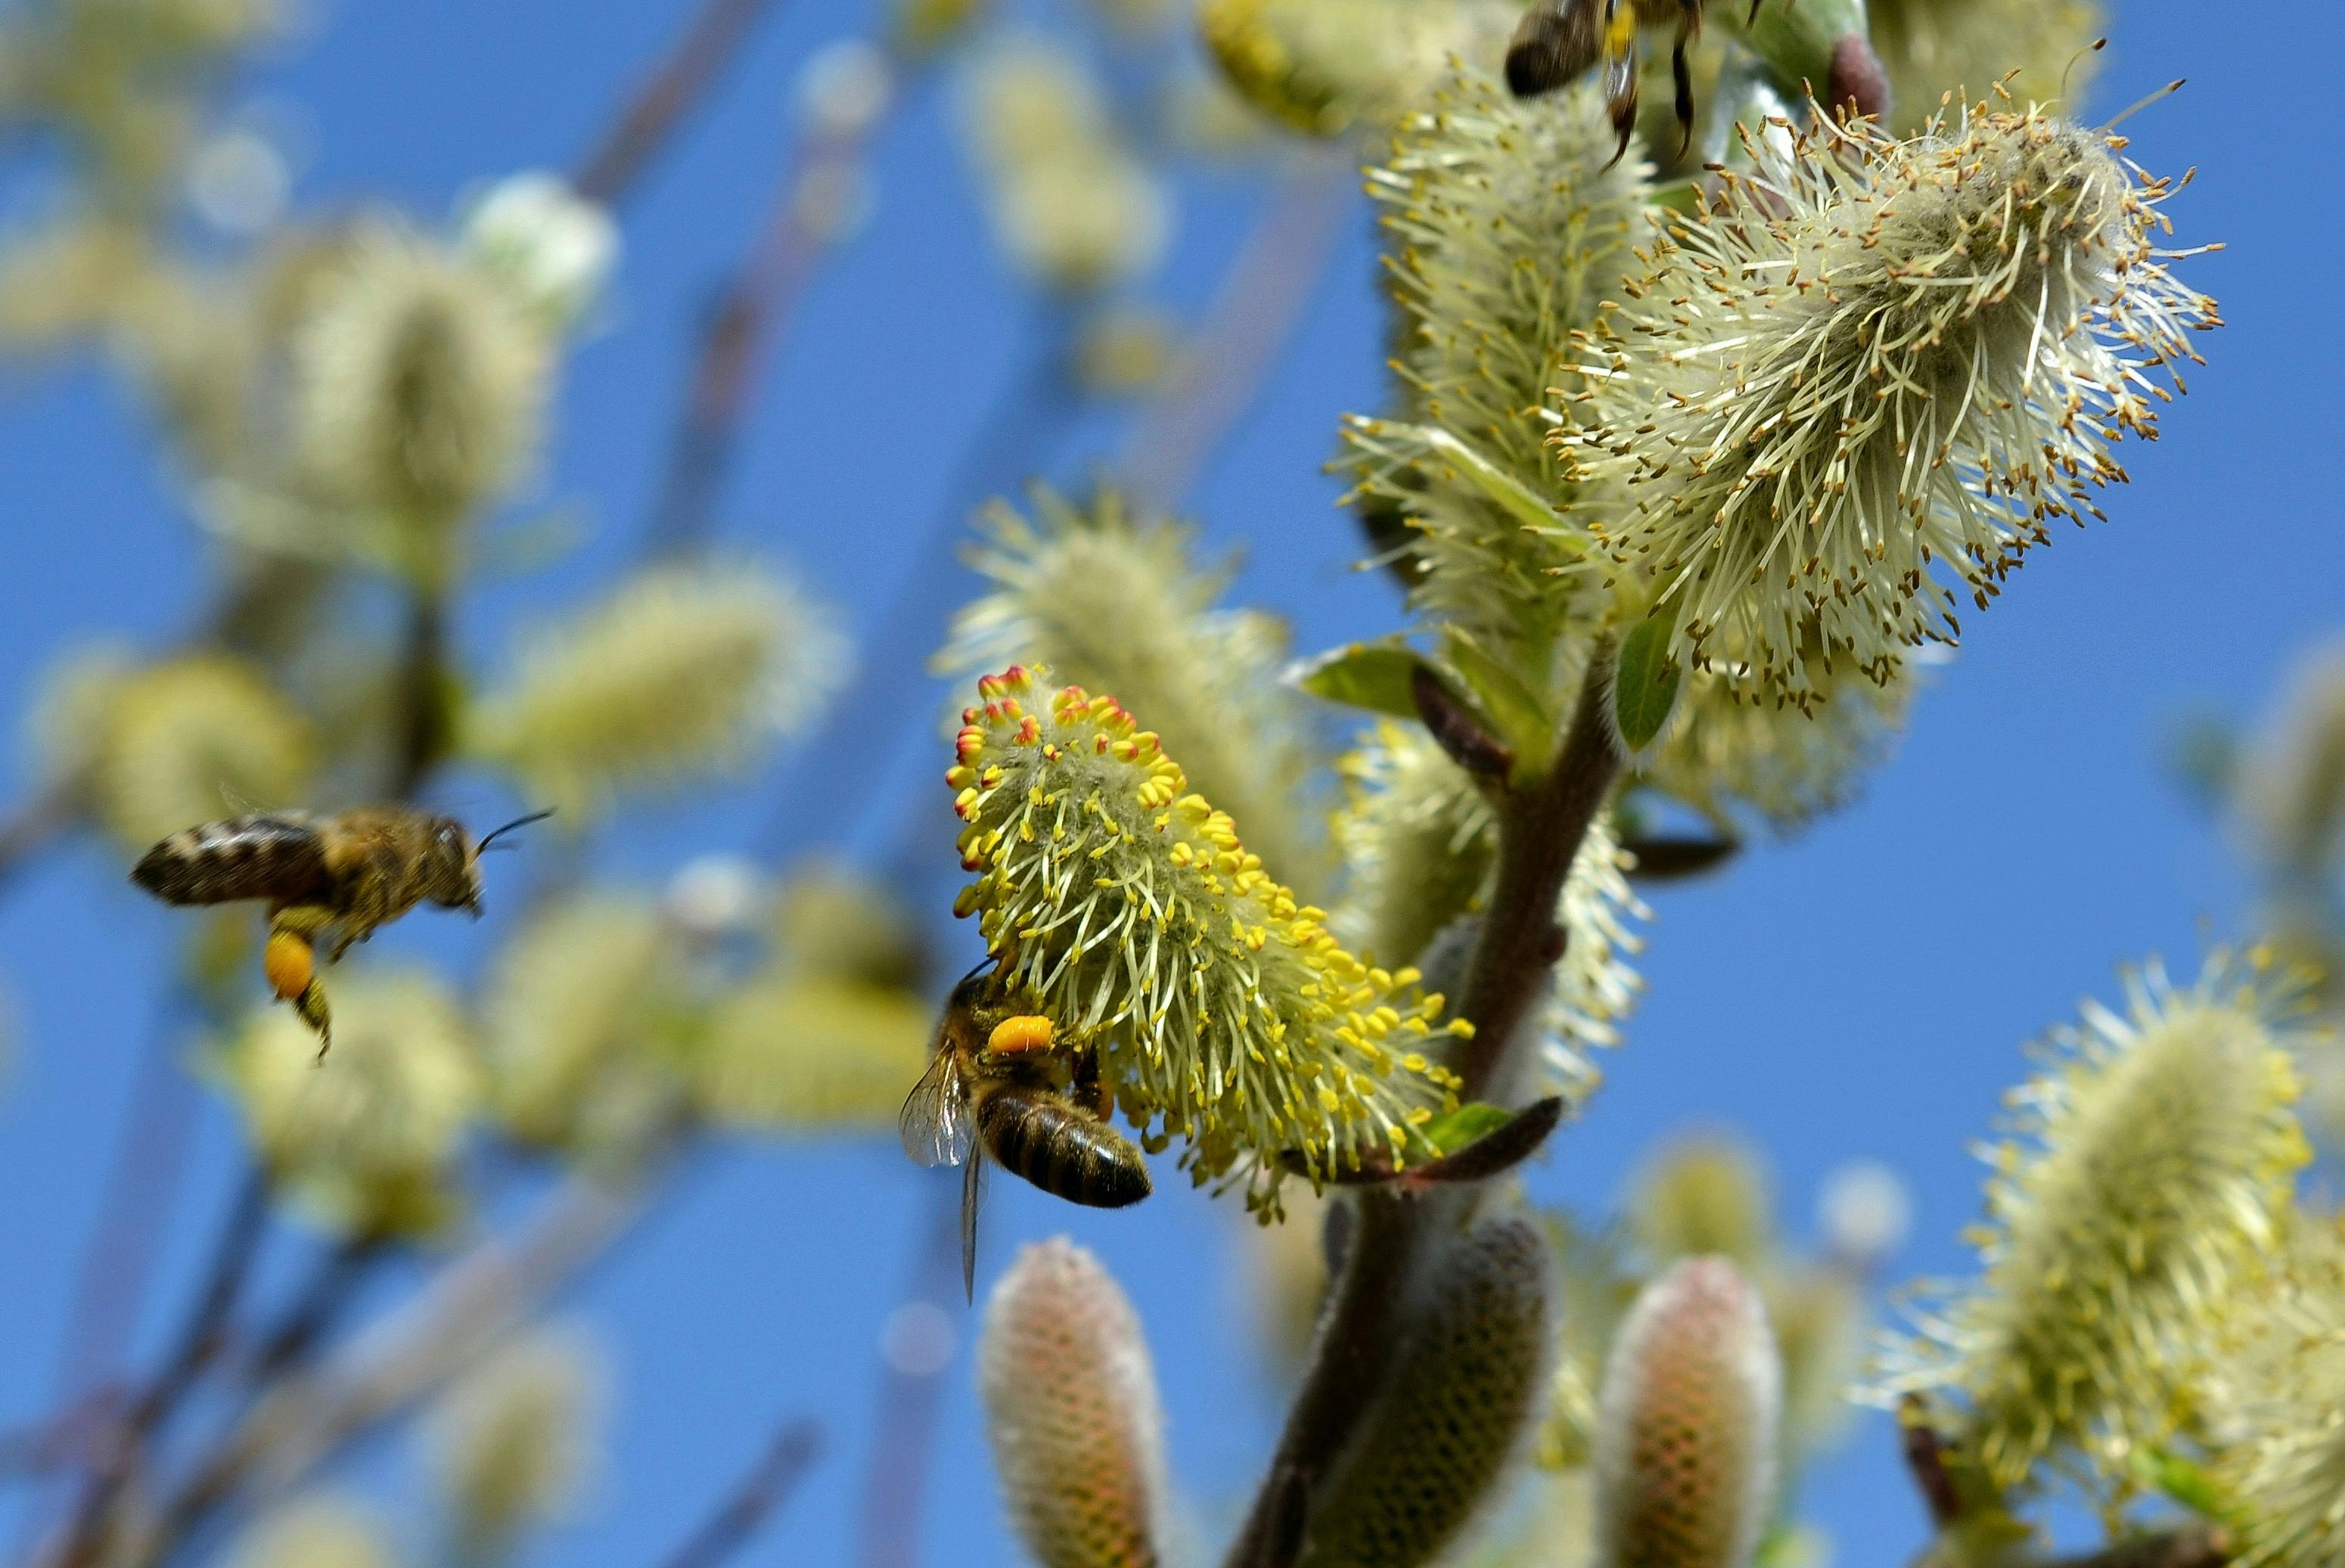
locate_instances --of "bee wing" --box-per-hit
[899,1048,976,1169]
[961,1150,989,1303]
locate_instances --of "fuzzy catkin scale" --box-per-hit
[980,1240,1166,1568]
[939,489,1325,894]
[1593,1256,1783,1568]
[1881,955,2310,1490]
[1340,68,1649,685]
[1563,107,2218,701]
[948,666,1464,1210]
[1300,1216,1556,1568]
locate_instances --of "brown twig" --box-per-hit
[1220,660,1623,1568]
[573,0,796,206]
[641,71,904,560]
[852,1175,967,1568]
[657,1420,821,1568]
[47,1166,272,1568]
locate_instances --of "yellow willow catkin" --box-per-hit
[1300,1216,1555,1567]
[1878,952,2311,1490]
[938,488,1325,893]
[947,666,1463,1210]
[1593,1256,1782,1568]
[979,1238,1166,1568]
[1561,105,2219,702]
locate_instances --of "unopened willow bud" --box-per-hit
[1880,952,2310,1489]
[214,968,483,1237]
[1562,107,2218,702]
[980,1238,1167,1568]
[697,975,932,1130]
[225,1495,396,1568]
[427,1324,604,1560]
[961,39,1166,296]
[294,221,550,524]
[1593,1256,1782,1568]
[465,560,845,821]
[482,892,675,1152]
[1301,1216,1555,1567]
[949,666,1462,1210]
[1631,1135,1772,1268]
[770,865,923,990]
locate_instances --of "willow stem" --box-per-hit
[1220,657,1622,1568]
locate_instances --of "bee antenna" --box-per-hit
[477,808,556,852]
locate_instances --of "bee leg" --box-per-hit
[1070,1045,1113,1122]
[1670,29,1694,158]
[263,927,334,1061]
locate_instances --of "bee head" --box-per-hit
[421,816,486,916]
[424,807,554,917]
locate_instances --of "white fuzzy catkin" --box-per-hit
[1562,107,2218,701]
[1878,953,2309,1489]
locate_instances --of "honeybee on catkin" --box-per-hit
[899,965,1151,1298]
[132,806,551,1057]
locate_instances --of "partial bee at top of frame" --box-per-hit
[132,804,551,1056]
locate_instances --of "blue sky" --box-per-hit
[0,0,2342,1563]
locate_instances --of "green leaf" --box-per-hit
[1611,615,1681,752]
[1424,1102,1516,1157]
[1287,641,1424,719]
[1443,634,1554,768]
[2128,1447,2241,1523]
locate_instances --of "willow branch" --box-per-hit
[148,1176,648,1559]
[1114,147,1356,512]
[658,1421,821,1568]
[573,0,795,206]
[851,1175,968,1568]
[1221,661,1623,1568]
[46,1166,271,1568]
[641,78,904,560]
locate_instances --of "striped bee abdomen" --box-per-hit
[132,814,331,906]
[978,1085,1151,1209]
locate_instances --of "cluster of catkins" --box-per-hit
[927,0,2343,1551]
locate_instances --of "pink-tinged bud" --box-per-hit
[980,1239,1166,1568]
[1593,1257,1782,1568]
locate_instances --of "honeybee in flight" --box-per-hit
[1506,0,1703,165]
[899,966,1151,1299]
[132,806,551,1057]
